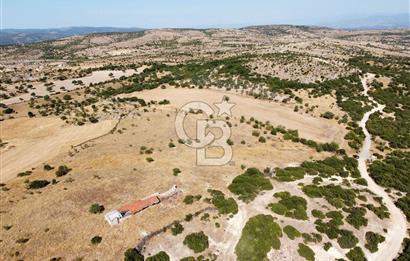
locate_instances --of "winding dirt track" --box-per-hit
[358,74,407,261]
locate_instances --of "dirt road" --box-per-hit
[358,74,407,261]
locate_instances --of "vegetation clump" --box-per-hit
[183,195,202,205]
[228,168,273,203]
[297,243,315,261]
[235,214,282,261]
[183,231,209,253]
[171,221,184,236]
[55,165,71,177]
[27,180,50,189]
[91,236,102,245]
[89,204,105,214]
[172,168,181,176]
[43,164,54,171]
[394,238,410,261]
[275,156,360,182]
[146,251,170,261]
[207,189,238,215]
[337,229,359,249]
[345,207,368,229]
[369,151,409,193]
[16,238,30,244]
[321,111,335,119]
[269,191,308,220]
[17,170,32,177]
[369,151,410,220]
[283,225,301,240]
[303,184,356,208]
[124,248,144,261]
[364,232,385,253]
[346,246,367,261]
[311,209,325,219]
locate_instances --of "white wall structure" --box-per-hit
[104,210,123,225]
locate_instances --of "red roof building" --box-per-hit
[117,196,160,215]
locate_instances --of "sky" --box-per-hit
[1,0,409,29]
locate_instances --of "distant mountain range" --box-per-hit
[0,27,144,45]
[319,13,409,30]
[1,13,408,46]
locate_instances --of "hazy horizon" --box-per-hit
[1,0,409,29]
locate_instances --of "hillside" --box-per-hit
[1,25,409,261]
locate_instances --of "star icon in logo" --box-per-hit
[214,98,235,117]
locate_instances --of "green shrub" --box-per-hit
[297,243,315,261]
[337,229,358,249]
[43,164,54,171]
[365,232,385,253]
[228,168,273,203]
[183,232,209,253]
[146,157,154,162]
[171,222,184,236]
[16,238,30,244]
[283,225,301,240]
[3,107,15,114]
[321,111,335,119]
[124,248,144,261]
[394,238,410,261]
[269,192,308,220]
[227,139,234,145]
[180,257,195,261]
[396,195,410,221]
[183,195,201,205]
[369,151,410,220]
[312,209,325,219]
[173,168,181,176]
[365,203,390,220]
[324,242,332,251]
[235,214,282,261]
[27,180,50,189]
[89,204,105,214]
[346,246,366,261]
[258,136,266,143]
[185,214,193,222]
[354,178,368,186]
[275,166,305,182]
[89,116,99,123]
[302,233,322,244]
[91,236,102,245]
[55,165,71,177]
[208,189,238,215]
[146,251,170,261]
[17,171,32,177]
[345,207,368,229]
[303,184,356,208]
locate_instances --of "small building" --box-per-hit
[117,196,160,215]
[105,210,123,225]
[105,196,160,226]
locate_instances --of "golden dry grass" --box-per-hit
[0,104,332,260]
